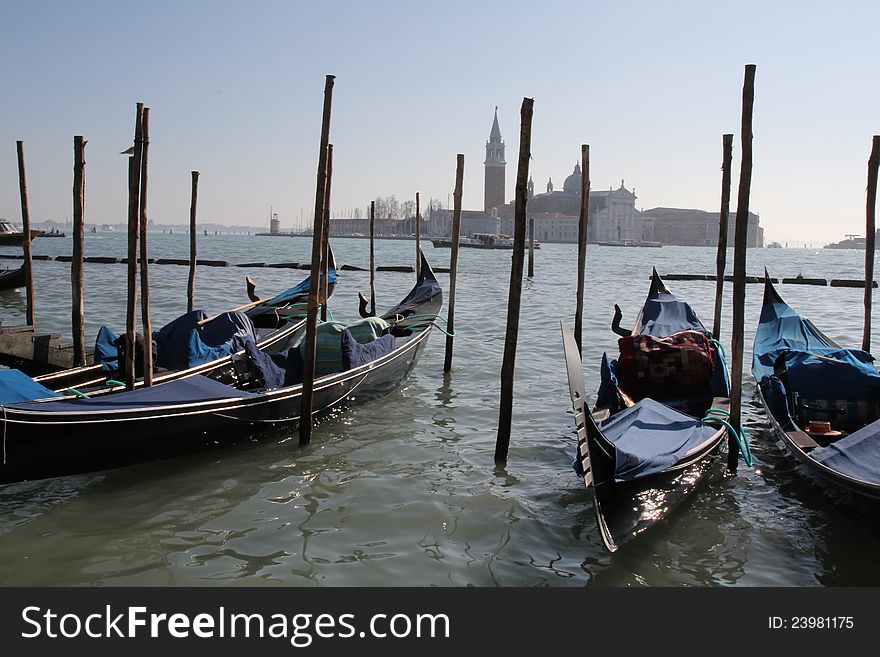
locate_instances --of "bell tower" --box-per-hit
[484,107,506,212]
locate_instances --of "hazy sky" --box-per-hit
[1,0,878,243]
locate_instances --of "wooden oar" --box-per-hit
[196,298,264,326]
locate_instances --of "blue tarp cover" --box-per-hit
[752,291,841,382]
[598,397,720,483]
[0,369,63,404]
[266,268,338,306]
[154,310,210,370]
[94,325,120,371]
[753,283,880,417]
[637,290,707,337]
[4,375,252,412]
[776,349,880,402]
[812,418,880,486]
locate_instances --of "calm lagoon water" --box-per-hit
[1,233,879,586]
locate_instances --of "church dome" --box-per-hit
[563,162,582,194]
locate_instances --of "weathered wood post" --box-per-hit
[574,144,590,354]
[320,144,333,322]
[138,107,153,385]
[188,171,200,313]
[16,141,35,327]
[528,217,535,278]
[495,97,534,463]
[712,134,734,341]
[443,154,464,373]
[125,103,144,389]
[299,74,335,446]
[369,200,376,316]
[862,135,880,352]
[71,136,87,367]
[729,64,756,472]
[415,191,421,278]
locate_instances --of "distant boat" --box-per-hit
[41,228,66,238]
[431,233,540,250]
[0,220,43,246]
[824,234,879,250]
[597,239,662,248]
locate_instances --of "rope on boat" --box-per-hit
[709,338,727,360]
[702,407,754,468]
[398,314,456,337]
[105,379,125,387]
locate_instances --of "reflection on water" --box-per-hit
[2,239,880,585]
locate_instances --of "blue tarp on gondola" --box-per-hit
[598,397,719,482]
[776,349,880,401]
[752,288,842,382]
[812,418,880,486]
[266,268,337,306]
[0,369,63,403]
[637,290,706,337]
[3,375,252,412]
[752,281,880,420]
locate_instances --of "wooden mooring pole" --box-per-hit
[495,97,534,463]
[369,200,377,316]
[415,191,421,278]
[72,136,87,367]
[528,217,535,278]
[443,154,464,373]
[138,107,153,385]
[320,144,333,322]
[16,141,35,327]
[574,144,590,354]
[712,134,734,341]
[188,171,200,313]
[299,74,335,446]
[862,135,880,352]
[729,65,756,473]
[125,103,144,389]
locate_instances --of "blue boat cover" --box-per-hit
[752,288,844,382]
[94,325,120,371]
[266,268,338,306]
[153,310,256,371]
[0,369,63,403]
[637,289,707,337]
[4,375,253,412]
[154,310,210,370]
[598,397,720,483]
[341,330,396,369]
[811,418,880,486]
[775,349,880,402]
[753,282,880,423]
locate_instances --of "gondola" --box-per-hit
[29,250,338,395]
[752,271,880,500]
[0,251,441,484]
[0,263,26,291]
[561,269,732,552]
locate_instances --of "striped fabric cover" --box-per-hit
[305,317,391,376]
[346,317,390,344]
